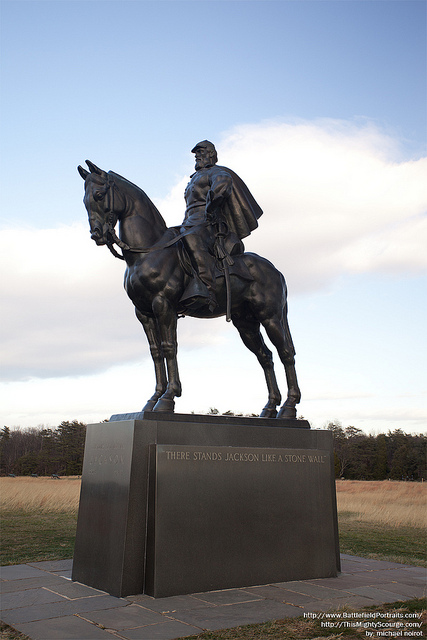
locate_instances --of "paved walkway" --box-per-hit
[1,555,425,640]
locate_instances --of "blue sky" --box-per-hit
[1,0,426,433]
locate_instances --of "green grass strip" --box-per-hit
[0,510,77,566]
[338,515,427,567]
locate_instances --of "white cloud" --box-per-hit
[157,119,427,292]
[0,225,228,380]
[221,120,427,290]
[1,118,426,387]
[1,225,141,380]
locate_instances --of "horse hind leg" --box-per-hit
[261,309,301,419]
[232,316,281,418]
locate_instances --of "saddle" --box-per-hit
[172,228,254,314]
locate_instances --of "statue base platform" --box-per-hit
[72,413,340,598]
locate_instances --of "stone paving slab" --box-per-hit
[244,583,312,603]
[0,574,67,594]
[300,595,382,611]
[129,594,217,613]
[265,587,322,605]
[345,585,413,602]
[0,565,48,581]
[171,598,303,631]
[83,604,171,629]
[1,555,425,640]
[340,554,414,568]
[1,594,128,625]
[53,569,72,578]
[27,559,73,572]
[1,587,67,611]
[272,581,350,600]
[14,614,115,639]
[42,580,107,599]
[305,573,387,588]
[191,588,262,606]
[340,560,375,572]
[409,567,427,576]
[119,620,202,640]
[354,568,425,585]
[376,582,427,598]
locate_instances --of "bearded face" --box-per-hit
[194,146,216,170]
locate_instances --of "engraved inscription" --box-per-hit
[89,453,125,465]
[225,452,259,462]
[161,447,327,465]
[87,449,127,476]
[194,451,222,461]
[167,451,191,460]
[93,442,124,450]
[280,453,326,463]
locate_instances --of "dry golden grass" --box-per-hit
[2,477,425,529]
[0,476,81,513]
[336,480,427,528]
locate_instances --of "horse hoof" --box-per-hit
[142,400,157,412]
[260,407,277,418]
[152,397,175,413]
[277,405,296,419]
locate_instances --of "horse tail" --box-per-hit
[279,273,296,358]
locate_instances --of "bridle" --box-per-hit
[97,176,210,261]
[103,177,130,260]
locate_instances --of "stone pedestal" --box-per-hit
[72,413,340,598]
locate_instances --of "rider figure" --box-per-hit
[181,140,263,311]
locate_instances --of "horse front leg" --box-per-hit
[151,295,182,412]
[136,310,167,412]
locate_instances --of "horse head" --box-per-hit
[78,161,128,256]
[79,161,168,258]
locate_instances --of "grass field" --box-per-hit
[336,480,426,528]
[0,476,81,513]
[0,478,426,640]
[336,480,427,567]
[0,476,80,566]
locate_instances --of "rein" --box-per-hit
[103,177,209,260]
[104,177,130,260]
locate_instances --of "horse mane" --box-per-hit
[108,170,167,229]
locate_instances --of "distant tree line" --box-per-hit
[326,422,426,481]
[0,421,87,476]
[0,419,425,480]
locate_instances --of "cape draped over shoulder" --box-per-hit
[214,165,263,239]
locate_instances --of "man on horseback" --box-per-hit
[181,140,263,312]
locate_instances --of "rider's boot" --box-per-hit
[193,257,217,312]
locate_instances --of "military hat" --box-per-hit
[191,140,216,153]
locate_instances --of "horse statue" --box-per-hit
[78,160,301,419]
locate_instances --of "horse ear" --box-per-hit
[78,165,89,180]
[86,160,106,177]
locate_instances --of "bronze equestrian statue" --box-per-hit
[78,142,301,418]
